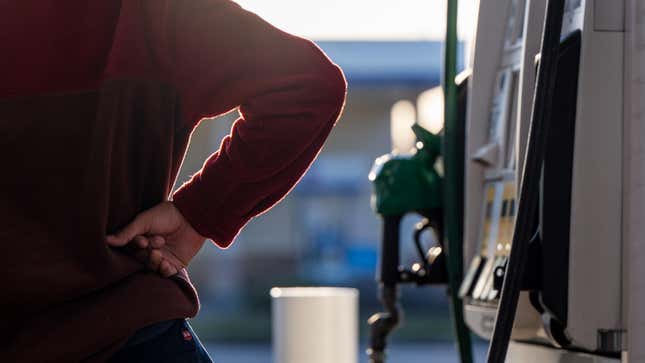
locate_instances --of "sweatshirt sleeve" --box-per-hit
[152,0,347,247]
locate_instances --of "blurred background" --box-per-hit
[172,1,485,361]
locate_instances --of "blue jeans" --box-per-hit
[108,319,213,363]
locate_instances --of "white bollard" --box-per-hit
[271,287,359,363]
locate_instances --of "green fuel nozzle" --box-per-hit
[366,124,449,363]
[369,123,443,216]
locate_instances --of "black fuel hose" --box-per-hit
[485,0,566,362]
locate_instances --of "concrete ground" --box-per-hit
[205,341,489,363]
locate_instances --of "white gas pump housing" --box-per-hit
[461,0,627,360]
[560,0,624,352]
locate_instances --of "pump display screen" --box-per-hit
[485,68,520,171]
[505,0,527,47]
[464,62,521,306]
[505,72,520,168]
[487,71,511,144]
[480,66,520,259]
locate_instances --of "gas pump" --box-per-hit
[366,74,473,363]
[365,2,473,362]
[365,0,636,361]
[460,0,626,361]
[366,123,449,363]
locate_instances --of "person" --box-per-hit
[0,1,346,362]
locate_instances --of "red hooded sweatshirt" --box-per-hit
[0,1,346,361]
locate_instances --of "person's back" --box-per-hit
[1,3,200,361]
[1,1,345,362]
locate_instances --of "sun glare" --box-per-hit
[234,0,476,41]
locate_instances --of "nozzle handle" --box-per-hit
[378,215,402,285]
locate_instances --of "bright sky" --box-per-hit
[234,0,477,41]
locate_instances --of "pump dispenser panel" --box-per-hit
[461,0,546,342]
[462,0,625,357]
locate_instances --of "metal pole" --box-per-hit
[442,0,473,362]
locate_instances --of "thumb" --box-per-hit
[105,213,151,246]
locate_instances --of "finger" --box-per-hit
[148,249,163,271]
[164,248,188,269]
[105,213,151,247]
[134,235,149,249]
[149,235,165,249]
[160,260,178,277]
